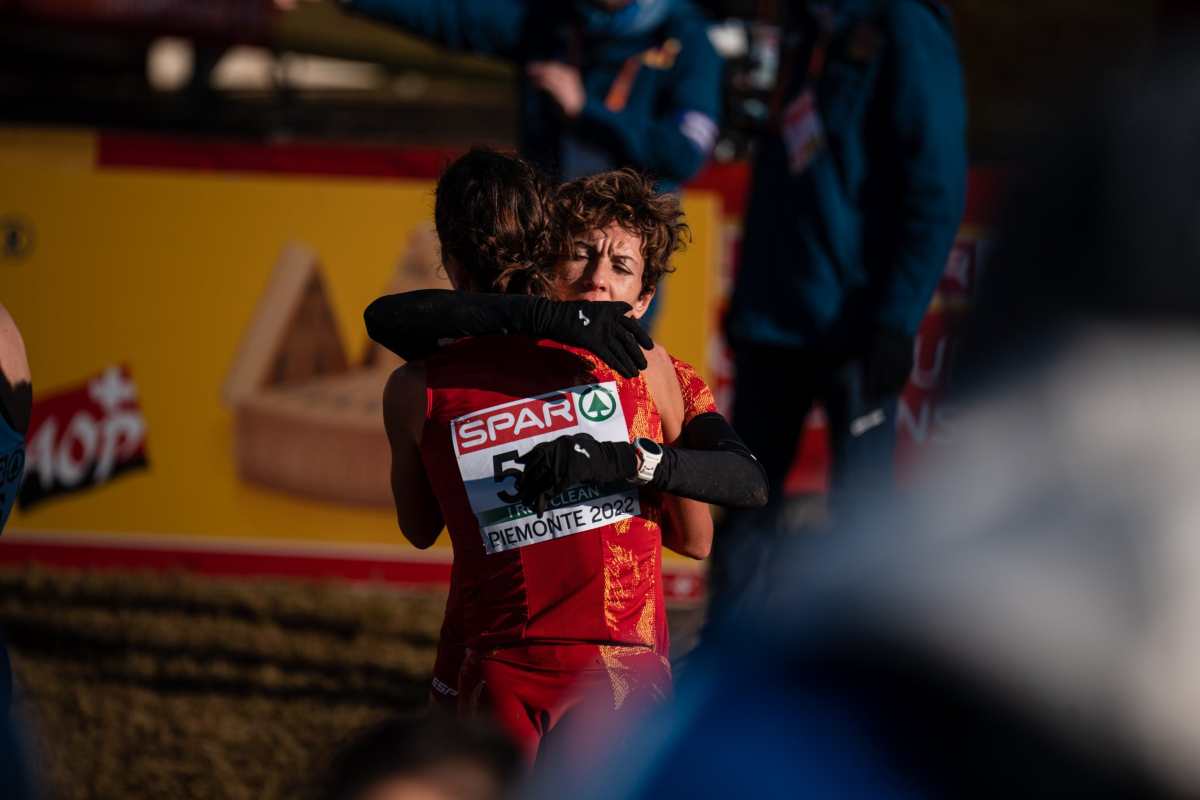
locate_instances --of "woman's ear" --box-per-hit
[628,286,656,319]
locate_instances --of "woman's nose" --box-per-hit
[582,259,608,292]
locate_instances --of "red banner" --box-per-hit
[21,364,149,510]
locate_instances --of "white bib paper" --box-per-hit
[450,381,640,555]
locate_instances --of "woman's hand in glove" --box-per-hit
[514,433,637,515]
[528,299,654,378]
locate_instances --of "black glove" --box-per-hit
[364,290,654,378]
[524,299,654,378]
[515,433,638,515]
[862,326,915,400]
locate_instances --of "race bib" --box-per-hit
[781,88,825,175]
[451,381,641,555]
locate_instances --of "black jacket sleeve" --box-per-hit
[364,289,537,361]
[364,289,654,377]
[649,412,768,508]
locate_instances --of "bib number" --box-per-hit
[451,382,641,555]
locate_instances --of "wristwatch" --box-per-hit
[631,437,664,485]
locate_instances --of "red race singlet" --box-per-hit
[420,336,668,656]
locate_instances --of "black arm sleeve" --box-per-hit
[648,412,769,509]
[364,290,543,361]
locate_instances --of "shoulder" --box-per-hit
[0,304,30,389]
[646,343,675,370]
[643,344,682,388]
[383,363,427,426]
[633,344,678,390]
[665,351,700,383]
[665,352,718,420]
[883,0,956,40]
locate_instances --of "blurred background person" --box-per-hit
[316,715,521,800]
[713,0,966,621]
[333,0,722,189]
[529,43,1200,799]
[329,0,724,330]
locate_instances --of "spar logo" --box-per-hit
[453,391,577,455]
[577,385,616,422]
[20,365,149,510]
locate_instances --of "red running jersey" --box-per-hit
[670,355,719,427]
[420,336,667,653]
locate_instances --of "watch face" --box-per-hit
[637,437,663,456]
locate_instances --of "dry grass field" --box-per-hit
[0,565,703,800]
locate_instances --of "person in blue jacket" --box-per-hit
[338,0,722,191]
[724,0,966,520]
[334,0,724,331]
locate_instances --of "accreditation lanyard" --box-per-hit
[568,21,670,114]
[769,4,836,123]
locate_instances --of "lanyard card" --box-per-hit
[781,88,825,175]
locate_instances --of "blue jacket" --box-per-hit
[727,0,966,349]
[342,0,723,188]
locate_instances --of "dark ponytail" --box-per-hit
[433,148,557,297]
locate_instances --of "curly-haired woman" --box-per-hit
[370,151,764,761]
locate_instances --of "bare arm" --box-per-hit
[0,304,31,433]
[644,346,713,560]
[382,364,444,549]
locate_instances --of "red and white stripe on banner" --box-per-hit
[0,530,707,603]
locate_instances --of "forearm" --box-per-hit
[877,1,967,334]
[364,290,540,361]
[650,446,767,509]
[396,497,444,549]
[648,413,768,509]
[878,217,964,335]
[366,290,652,376]
[516,415,767,514]
[877,123,966,335]
[660,495,713,560]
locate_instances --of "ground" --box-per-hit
[0,565,705,800]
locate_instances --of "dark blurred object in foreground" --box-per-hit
[317,714,521,800]
[958,43,1200,396]
[531,41,1200,799]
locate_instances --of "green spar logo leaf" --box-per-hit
[578,386,617,422]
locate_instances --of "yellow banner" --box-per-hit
[0,130,718,554]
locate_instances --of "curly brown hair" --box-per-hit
[433,148,556,297]
[552,169,689,296]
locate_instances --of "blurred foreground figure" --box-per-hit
[529,50,1200,799]
[317,715,520,800]
[0,303,32,800]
